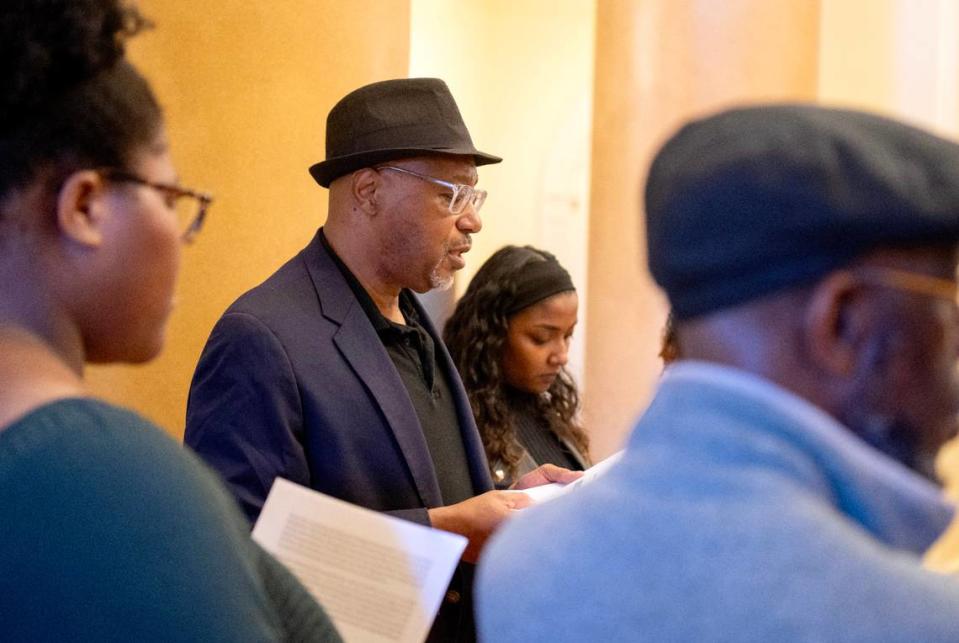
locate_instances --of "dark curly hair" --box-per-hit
[444,245,589,483]
[0,0,160,217]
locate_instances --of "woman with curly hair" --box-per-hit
[444,245,589,487]
[0,1,338,640]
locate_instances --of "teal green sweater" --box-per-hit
[0,398,341,642]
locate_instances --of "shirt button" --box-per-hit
[445,590,461,604]
[432,389,441,400]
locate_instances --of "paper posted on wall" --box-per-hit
[508,450,624,504]
[252,478,467,643]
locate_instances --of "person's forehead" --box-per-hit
[514,291,579,323]
[134,133,177,181]
[401,154,479,183]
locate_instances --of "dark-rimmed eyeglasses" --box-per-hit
[375,165,487,214]
[98,168,213,243]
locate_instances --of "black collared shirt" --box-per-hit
[320,229,475,506]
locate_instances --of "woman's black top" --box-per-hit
[507,388,583,472]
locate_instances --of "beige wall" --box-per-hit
[85,0,411,438]
[584,0,821,458]
[819,0,959,135]
[410,0,596,382]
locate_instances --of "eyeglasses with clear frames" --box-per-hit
[98,168,213,243]
[375,165,487,215]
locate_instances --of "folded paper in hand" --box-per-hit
[507,451,623,504]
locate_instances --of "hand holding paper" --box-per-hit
[428,464,584,563]
[505,451,623,505]
[427,490,532,563]
[511,462,585,490]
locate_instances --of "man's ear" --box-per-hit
[350,168,379,216]
[803,271,870,377]
[55,170,108,248]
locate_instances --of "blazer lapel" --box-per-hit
[302,232,444,508]
[333,306,444,507]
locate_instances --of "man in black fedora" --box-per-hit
[184,77,579,641]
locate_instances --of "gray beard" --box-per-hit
[429,272,454,291]
[428,251,454,291]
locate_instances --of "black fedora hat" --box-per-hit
[309,78,502,188]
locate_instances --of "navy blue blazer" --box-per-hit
[185,230,494,524]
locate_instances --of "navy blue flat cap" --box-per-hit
[645,104,959,320]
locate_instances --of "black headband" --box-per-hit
[506,257,575,316]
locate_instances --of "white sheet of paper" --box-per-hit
[252,478,467,643]
[507,450,624,504]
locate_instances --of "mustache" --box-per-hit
[448,234,472,253]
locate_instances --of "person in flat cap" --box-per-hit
[477,104,959,642]
[184,77,580,642]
